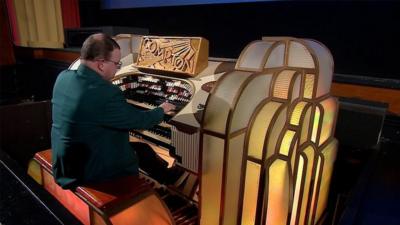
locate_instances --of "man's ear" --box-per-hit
[97,61,104,72]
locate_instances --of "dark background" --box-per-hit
[79,0,399,80]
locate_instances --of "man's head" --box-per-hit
[80,33,121,81]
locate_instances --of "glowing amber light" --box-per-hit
[303,74,315,99]
[279,130,296,156]
[273,70,297,99]
[315,140,338,223]
[266,159,290,225]
[248,102,282,160]
[319,98,337,146]
[298,146,315,225]
[311,107,321,143]
[241,161,261,225]
[290,102,307,126]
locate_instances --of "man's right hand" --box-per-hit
[159,102,176,114]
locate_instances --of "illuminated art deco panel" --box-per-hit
[248,102,283,160]
[266,159,290,225]
[236,41,274,71]
[273,70,297,99]
[241,161,261,225]
[303,74,315,99]
[223,134,246,225]
[198,37,338,225]
[279,130,296,156]
[290,102,308,126]
[318,97,338,146]
[311,107,321,143]
[203,71,252,134]
[294,146,316,225]
[230,74,273,133]
[201,134,225,225]
[288,42,315,68]
[314,139,338,223]
[136,36,209,75]
[266,106,288,160]
[303,40,334,98]
[265,43,285,68]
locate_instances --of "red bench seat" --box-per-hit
[28,149,174,225]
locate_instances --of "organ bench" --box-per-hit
[27,149,177,225]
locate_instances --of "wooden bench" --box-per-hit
[28,149,175,225]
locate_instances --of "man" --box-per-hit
[51,33,180,189]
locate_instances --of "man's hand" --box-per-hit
[159,102,176,114]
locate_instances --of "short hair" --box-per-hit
[80,33,120,61]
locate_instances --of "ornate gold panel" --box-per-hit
[136,36,209,76]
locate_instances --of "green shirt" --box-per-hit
[51,64,164,189]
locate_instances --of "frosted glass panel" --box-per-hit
[288,41,315,68]
[266,159,290,225]
[203,71,251,134]
[315,139,338,223]
[237,41,273,71]
[319,98,337,146]
[231,74,272,132]
[298,146,315,225]
[273,70,297,99]
[248,102,282,160]
[266,106,288,160]
[223,134,246,225]
[201,135,225,225]
[241,161,261,225]
[290,101,308,126]
[291,75,301,101]
[300,107,312,145]
[265,44,285,68]
[311,107,320,143]
[279,130,296,156]
[303,74,315,99]
[290,155,304,225]
[303,40,334,98]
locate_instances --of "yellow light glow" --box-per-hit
[248,102,282,160]
[319,98,337,146]
[290,155,304,225]
[279,130,296,156]
[290,102,307,126]
[223,134,246,225]
[298,147,315,225]
[311,107,320,143]
[299,107,312,145]
[273,70,297,99]
[303,74,314,99]
[241,161,261,225]
[266,159,290,225]
[308,156,321,225]
[201,135,225,225]
[315,139,338,223]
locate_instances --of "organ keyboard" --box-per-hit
[112,37,234,175]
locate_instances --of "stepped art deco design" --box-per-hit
[199,37,338,225]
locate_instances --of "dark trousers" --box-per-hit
[130,142,169,183]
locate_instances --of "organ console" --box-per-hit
[31,34,339,225]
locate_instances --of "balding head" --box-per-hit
[80,33,120,61]
[80,33,122,81]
